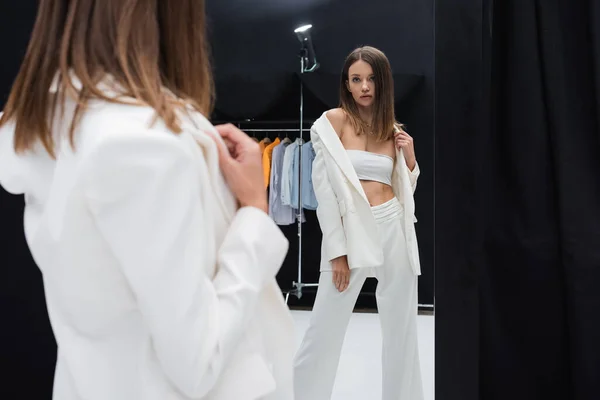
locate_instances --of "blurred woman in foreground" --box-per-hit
[0,1,294,399]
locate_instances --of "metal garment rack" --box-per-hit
[213,120,316,302]
[243,128,310,132]
[285,51,321,304]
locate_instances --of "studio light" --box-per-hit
[293,24,319,73]
[288,23,320,302]
[294,24,312,33]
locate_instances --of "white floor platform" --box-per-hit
[291,310,434,400]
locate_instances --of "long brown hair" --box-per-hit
[0,0,214,158]
[339,46,401,142]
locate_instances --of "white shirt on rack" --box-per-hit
[281,138,303,207]
[280,138,305,222]
[268,139,295,225]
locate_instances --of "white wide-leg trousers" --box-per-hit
[293,198,424,400]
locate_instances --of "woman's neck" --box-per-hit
[357,106,373,125]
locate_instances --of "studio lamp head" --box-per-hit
[294,24,313,38]
[294,24,319,72]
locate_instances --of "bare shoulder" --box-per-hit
[325,108,346,138]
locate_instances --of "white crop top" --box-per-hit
[346,150,394,186]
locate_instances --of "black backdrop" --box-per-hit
[436,0,600,399]
[0,3,57,399]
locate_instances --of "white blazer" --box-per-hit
[311,112,421,276]
[0,81,295,400]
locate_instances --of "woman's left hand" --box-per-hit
[394,128,417,171]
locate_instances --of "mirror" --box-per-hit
[0,1,434,399]
[207,1,435,399]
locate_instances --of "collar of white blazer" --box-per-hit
[0,74,236,223]
[312,112,421,276]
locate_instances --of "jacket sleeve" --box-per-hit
[408,161,420,193]
[395,123,420,194]
[311,127,347,261]
[82,130,289,399]
[0,116,29,195]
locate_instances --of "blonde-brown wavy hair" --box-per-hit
[339,46,403,142]
[0,0,214,159]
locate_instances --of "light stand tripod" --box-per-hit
[285,25,320,303]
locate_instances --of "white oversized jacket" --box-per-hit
[311,112,421,276]
[0,79,295,400]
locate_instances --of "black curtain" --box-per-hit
[436,0,600,399]
[481,0,600,399]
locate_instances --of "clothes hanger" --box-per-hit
[281,131,291,144]
[262,132,272,144]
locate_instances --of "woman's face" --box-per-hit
[346,59,375,108]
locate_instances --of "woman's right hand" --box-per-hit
[331,256,350,292]
[212,124,268,213]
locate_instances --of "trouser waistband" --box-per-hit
[370,197,403,223]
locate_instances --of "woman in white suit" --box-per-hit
[294,46,424,400]
[0,1,294,399]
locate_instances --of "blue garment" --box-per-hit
[280,140,299,207]
[268,141,296,225]
[290,140,318,210]
[301,142,318,210]
[289,141,301,209]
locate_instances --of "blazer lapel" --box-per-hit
[314,114,369,203]
[182,112,237,224]
[394,148,416,218]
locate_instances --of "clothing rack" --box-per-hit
[212,119,315,126]
[215,120,317,302]
[243,128,310,132]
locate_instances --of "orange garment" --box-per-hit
[258,138,270,169]
[258,138,269,155]
[262,137,280,188]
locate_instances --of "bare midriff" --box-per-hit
[360,180,395,207]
